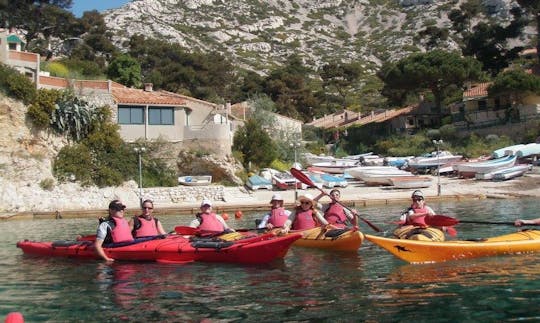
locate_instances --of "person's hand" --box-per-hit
[514,219,525,227]
[266,223,275,229]
[351,209,358,216]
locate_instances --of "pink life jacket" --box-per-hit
[268,207,289,227]
[292,209,317,230]
[110,216,134,243]
[324,203,347,228]
[406,205,429,226]
[133,216,159,237]
[198,213,225,232]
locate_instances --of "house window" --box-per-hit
[118,106,144,124]
[8,43,17,50]
[494,98,501,110]
[148,107,174,125]
[478,100,487,111]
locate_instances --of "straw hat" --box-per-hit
[298,193,314,203]
[270,193,284,203]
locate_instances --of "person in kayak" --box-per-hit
[257,193,292,230]
[95,200,134,262]
[514,217,540,226]
[189,199,234,233]
[314,189,358,229]
[283,193,328,233]
[393,190,445,241]
[398,190,435,226]
[129,199,166,238]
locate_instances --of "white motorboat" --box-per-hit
[407,151,463,171]
[311,160,360,174]
[454,155,517,178]
[178,175,212,186]
[246,175,273,190]
[475,164,531,180]
[492,144,526,159]
[388,176,433,189]
[346,166,406,181]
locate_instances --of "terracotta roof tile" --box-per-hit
[463,82,490,99]
[112,87,187,105]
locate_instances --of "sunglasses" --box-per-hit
[300,201,312,205]
[142,207,153,210]
[412,198,424,201]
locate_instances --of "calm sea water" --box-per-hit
[1,198,540,322]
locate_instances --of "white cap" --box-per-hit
[411,190,424,198]
[298,193,314,203]
[201,199,212,207]
[270,193,284,202]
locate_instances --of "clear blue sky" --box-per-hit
[70,0,131,17]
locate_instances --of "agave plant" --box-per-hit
[50,94,97,141]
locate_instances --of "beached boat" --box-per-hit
[365,230,540,264]
[17,233,302,264]
[289,227,364,252]
[388,176,433,189]
[492,144,526,159]
[475,164,530,180]
[302,153,365,166]
[516,143,540,158]
[319,173,348,188]
[346,166,406,181]
[311,160,360,174]
[272,171,299,190]
[454,155,517,178]
[178,175,212,186]
[407,151,463,172]
[246,175,273,190]
[361,172,414,186]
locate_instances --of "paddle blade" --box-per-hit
[290,168,316,187]
[425,215,460,227]
[445,226,458,237]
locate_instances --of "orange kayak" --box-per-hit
[365,230,540,264]
[289,227,364,252]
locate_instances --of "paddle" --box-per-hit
[290,168,381,232]
[425,215,535,227]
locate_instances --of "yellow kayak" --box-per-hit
[288,227,364,252]
[365,230,540,264]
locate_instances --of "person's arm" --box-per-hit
[217,215,234,231]
[156,219,166,235]
[258,213,270,229]
[283,213,296,233]
[515,218,540,226]
[189,218,201,228]
[94,222,113,262]
[314,210,329,226]
[94,238,113,262]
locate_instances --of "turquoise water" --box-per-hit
[1,198,540,321]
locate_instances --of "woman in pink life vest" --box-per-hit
[95,200,134,262]
[129,199,166,238]
[283,193,328,233]
[315,189,358,229]
[189,199,233,233]
[257,193,291,230]
[399,190,435,227]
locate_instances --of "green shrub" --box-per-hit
[39,178,55,191]
[26,89,62,129]
[45,62,70,78]
[6,73,36,104]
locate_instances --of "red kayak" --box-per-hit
[16,233,301,265]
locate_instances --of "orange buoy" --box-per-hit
[235,210,243,219]
[5,312,24,323]
[221,213,229,220]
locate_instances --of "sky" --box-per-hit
[70,0,131,17]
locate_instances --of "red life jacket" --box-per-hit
[292,209,318,230]
[110,216,134,243]
[406,205,429,226]
[324,203,347,228]
[198,213,225,232]
[268,207,289,227]
[133,216,159,237]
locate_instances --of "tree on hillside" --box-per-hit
[488,69,540,122]
[378,50,484,114]
[517,0,540,66]
[232,118,277,169]
[107,54,142,88]
[126,35,237,102]
[263,55,320,122]
[0,0,74,45]
[319,62,363,111]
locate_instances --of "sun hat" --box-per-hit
[298,193,314,203]
[270,193,284,203]
[108,200,126,211]
[411,190,424,199]
[200,199,212,207]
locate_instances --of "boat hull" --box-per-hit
[365,230,540,264]
[17,234,302,264]
[289,227,364,252]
